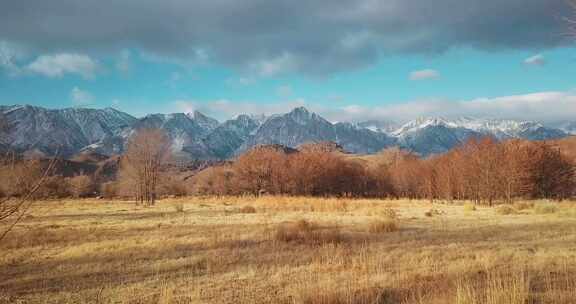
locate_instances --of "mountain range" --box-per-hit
[0,104,573,159]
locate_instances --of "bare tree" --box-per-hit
[121,128,171,206]
[0,153,58,242]
[0,112,59,242]
[232,145,288,195]
[68,174,95,198]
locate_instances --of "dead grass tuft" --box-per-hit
[172,203,185,213]
[425,208,444,217]
[513,201,534,211]
[463,202,476,212]
[275,220,343,245]
[368,219,399,233]
[534,203,558,214]
[496,205,517,215]
[239,205,257,213]
[381,207,397,219]
[2,197,576,303]
[296,287,388,304]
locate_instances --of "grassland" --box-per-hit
[1,197,576,303]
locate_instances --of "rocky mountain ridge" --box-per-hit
[0,104,571,158]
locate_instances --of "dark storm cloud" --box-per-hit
[0,0,570,75]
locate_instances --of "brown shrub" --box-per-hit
[172,203,184,213]
[239,206,257,214]
[513,202,534,211]
[159,177,188,197]
[496,205,517,215]
[534,203,558,214]
[274,220,342,245]
[36,176,70,199]
[425,208,444,217]
[100,182,119,199]
[0,160,43,197]
[68,175,95,198]
[297,287,388,304]
[368,219,399,233]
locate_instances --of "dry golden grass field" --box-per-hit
[1,197,576,304]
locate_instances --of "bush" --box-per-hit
[534,203,558,214]
[368,219,398,233]
[496,205,516,215]
[160,178,188,197]
[68,175,95,198]
[274,220,342,245]
[239,206,257,214]
[513,202,534,211]
[425,208,444,217]
[172,203,184,213]
[0,160,43,197]
[100,182,119,198]
[36,176,70,199]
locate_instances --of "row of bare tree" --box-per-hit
[387,138,575,205]
[2,128,574,208]
[194,137,575,204]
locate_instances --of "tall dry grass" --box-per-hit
[0,196,575,303]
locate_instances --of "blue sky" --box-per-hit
[1,0,576,123]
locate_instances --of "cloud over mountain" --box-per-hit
[0,0,569,76]
[27,53,98,78]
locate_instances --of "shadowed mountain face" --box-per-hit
[0,105,136,157]
[0,105,570,159]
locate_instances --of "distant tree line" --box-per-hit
[1,128,574,206]
[193,137,576,204]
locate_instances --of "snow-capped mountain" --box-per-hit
[190,111,219,132]
[0,105,136,156]
[203,115,261,159]
[391,117,568,155]
[356,120,400,134]
[238,107,396,155]
[549,121,576,135]
[0,105,571,159]
[393,117,567,140]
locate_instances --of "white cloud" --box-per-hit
[170,90,576,124]
[276,85,293,98]
[250,53,299,77]
[70,87,94,106]
[27,53,98,78]
[524,54,546,66]
[409,69,440,81]
[173,100,196,114]
[323,91,576,123]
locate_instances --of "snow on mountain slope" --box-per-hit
[391,117,568,155]
[0,105,570,159]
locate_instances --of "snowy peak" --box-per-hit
[393,117,458,136]
[0,105,137,157]
[191,110,219,131]
[389,116,568,155]
[394,117,565,139]
[550,121,576,135]
[1,105,571,159]
[357,120,399,134]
